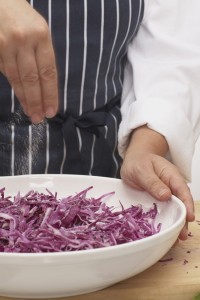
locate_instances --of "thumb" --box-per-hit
[123,172,172,201]
[140,175,172,201]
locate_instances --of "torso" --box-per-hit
[0,0,144,177]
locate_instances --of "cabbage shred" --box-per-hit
[0,187,161,253]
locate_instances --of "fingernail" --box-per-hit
[45,107,56,118]
[31,113,44,124]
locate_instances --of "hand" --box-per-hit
[0,0,58,123]
[120,126,195,240]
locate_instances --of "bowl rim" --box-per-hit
[0,174,186,259]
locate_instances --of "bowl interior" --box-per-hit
[0,174,186,233]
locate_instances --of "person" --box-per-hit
[0,0,199,240]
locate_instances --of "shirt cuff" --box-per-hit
[118,97,195,182]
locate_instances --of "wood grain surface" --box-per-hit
[1,203,200,300]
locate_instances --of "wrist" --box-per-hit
[125,125,169,158]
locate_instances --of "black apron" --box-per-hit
[0,0,144,177]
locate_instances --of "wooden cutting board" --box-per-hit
[1,202,200,300]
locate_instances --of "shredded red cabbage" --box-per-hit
[0,186,161,253]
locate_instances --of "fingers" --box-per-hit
[2,53,27,113]
[169,176,195,222]
[2,42,58,123]
[167,177,194,240]
[17,48,43,123]
[124,172,172,201]
[155,160,195,222]
[179,222,188,240]
[121,155,172,202]
[3,48,43,122]
[120,153,195,242]
[0,2,58,123]
[36,39,58,118]
[17,42,58,122]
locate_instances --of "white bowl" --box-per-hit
[0,174,186,299]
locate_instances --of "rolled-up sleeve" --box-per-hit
[118,0,200,181]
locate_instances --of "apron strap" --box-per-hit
[49,94,121,175]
